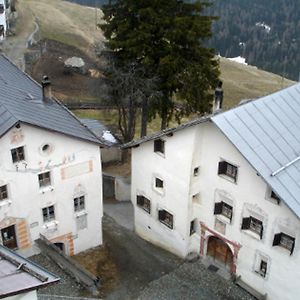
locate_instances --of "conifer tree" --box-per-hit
[100,0,219,129]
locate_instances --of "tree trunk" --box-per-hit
[141,97,148,137]
[160,96,168,130]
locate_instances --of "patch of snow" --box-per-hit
[102,130,117,143]
[239,42,245,47]
[227,56,248,65]
[255,22,271,33]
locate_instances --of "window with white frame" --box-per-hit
[256,259,268,278]
[154,139,165,155]
[214,201,233,221]
[190,219,196,236]
[42,205,55,223]
[218,160,238,182]
[38,171,51,188]
[158,209,173,229]
[155,177,164,189]
[272,232,295,255]
[0,185,8,201]
[11,146,25,163]
[241,216,263,239]
[74,195,85,212]
[137,195,151,213]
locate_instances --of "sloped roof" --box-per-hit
[0,245,59,298]
[212,83,300,219]
[0,55,104,145]
[80,118,119,146]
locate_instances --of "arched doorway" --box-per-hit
[207,236,233,270]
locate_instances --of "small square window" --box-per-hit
[214,201,233,221]
[158,209,173,229]
[154,139,165,154]
[193,167,200,176]
[74,196,85,212]
[241,216,263,239]
[190,219,196,236]
[38,171,51,188]
[0,185,8,201]
[137,195,151,213]
[273,232,295,255]
[256,260,267,277]
[11,146,25,163]
[270,190,280,204]
[42,205,55,223]
[218,160,238,182]
[155,178,164,189]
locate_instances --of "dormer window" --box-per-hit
[11,146,25,163]
[154,139,165,155]
[273,232,295,255]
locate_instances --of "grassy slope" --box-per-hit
[17,0,296,135]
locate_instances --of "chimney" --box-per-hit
[41,75,52,102]
[213,80,223,113]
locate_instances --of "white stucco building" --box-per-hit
[0,55,105,257]
[125,83,300,300]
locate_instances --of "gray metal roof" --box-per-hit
[0,55,104,145]
[80,118,119,146]
[0,245,59,298]
[212,83,300,219]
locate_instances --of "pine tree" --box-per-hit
[100,0,219,130]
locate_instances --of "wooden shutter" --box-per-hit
[273,233,282,246]
[218,161,227,175]
[214,202,223,215]
[241,217,251,230]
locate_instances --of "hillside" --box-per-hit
[6,0,296,111]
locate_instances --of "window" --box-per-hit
[74,196,85,212]
[218,161,238,182]
[158,209,173,229]
[76,214,87,231]
[0,185,8,201]
[38,171,51,188]
[256,260,267,278]
[154,139,165,154]
[42,205,55,222]
[137,195,151,214]
[11,146,25,163]
[193,167,200,176]
[241,216,263,239]
[214,201,233,221]
[273,232,295,255]
[0,5,4,14]
[270,190,280,204]
[190,219,196,236]
[155,177,164,189]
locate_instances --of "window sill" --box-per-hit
[216,214,231,225]
[75,210,87,218]
[154,151,165,158]
[39,186,54,194]
[43,220,59,229]
[242,229,261,240]
[218,174,237,184]
[159,220,173,230]
[0,199,12,207]
[153,187,164,196]
[137,205,150,214]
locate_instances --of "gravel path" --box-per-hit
[138,259,255,300]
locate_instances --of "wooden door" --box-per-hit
[1,225,18,249]
[207,236,233,268]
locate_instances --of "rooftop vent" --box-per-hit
[213,80,223,113]
[41,75,52,102]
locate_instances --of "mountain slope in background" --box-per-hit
[206,0,300,81]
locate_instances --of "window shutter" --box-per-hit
[260,225,264,240]
[158,210,164,220]
[214,202,223,215]
[218,161,227,175]
[273,233,282,246]
[241,217,250,230]
[290,239,295,255]
[154,140,159,152]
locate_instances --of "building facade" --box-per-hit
[127,84,300,300]
[0,55,104,257]
[0,0,11,41]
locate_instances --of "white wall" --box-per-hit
[131,121,300,300]
[6,290,37,300]
[0,123,103,255]
[0,0,6,40]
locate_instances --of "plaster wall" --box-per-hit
[0,123,103,255]
[131,127,197,257]
[0,0,7,40]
